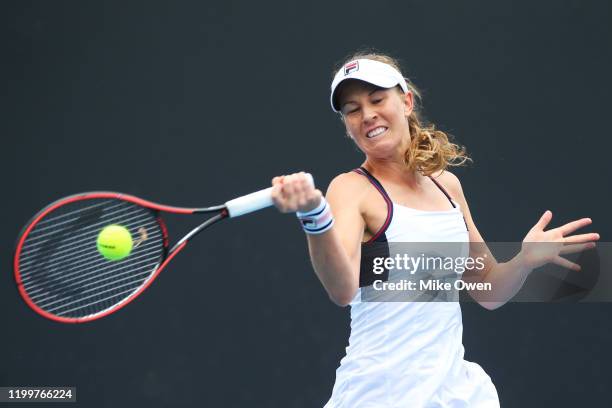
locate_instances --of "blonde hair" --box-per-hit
[335,52,471,176]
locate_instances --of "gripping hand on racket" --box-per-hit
[271,172,323,213]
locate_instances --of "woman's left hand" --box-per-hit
[519,210,600,271]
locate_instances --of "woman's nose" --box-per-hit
[362,105,377,123]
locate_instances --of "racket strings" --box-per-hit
[27,247,163,310]
[19,205,151,262]
[50,286,144,317]
[40,264,159,313]
[20,218,161,280]
[22,200,127,236]
[20,203,154,279]
[17,198,165,319]
[26,239,162,297]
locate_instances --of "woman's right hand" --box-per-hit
[271,172,323,213]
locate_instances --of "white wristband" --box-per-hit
[296,198,334,234]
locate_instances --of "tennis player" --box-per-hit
[271,52,599,407]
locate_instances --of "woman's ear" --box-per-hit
[403,91,414,116]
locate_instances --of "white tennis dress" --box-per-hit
[324,168,500,408]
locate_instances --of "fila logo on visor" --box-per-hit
[344,61,359,76]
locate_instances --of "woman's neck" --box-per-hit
[362,157,425,187]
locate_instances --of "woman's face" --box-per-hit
[338,80,413,160]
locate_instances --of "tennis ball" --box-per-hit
[97,225,133,261]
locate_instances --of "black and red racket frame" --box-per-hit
[13,192,229,323]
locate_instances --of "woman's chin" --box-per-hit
[363,138,403,158]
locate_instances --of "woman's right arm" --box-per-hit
[271,172,366,306]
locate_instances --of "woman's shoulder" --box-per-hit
[430,169,463,198]
[326,170,372,200]
[329,169,371,188]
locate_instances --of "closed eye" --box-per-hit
[342,105,359,115]
[371,93,385,104]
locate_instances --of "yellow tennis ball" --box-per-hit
[97,224,133,261]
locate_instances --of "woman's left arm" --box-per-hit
[438,171,600,310]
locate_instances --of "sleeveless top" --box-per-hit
[323,168,500,408]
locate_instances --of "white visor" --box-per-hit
[330,59,409,112]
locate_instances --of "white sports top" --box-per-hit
[324,168,499,408]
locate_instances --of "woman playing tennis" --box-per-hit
[271,52,599,407]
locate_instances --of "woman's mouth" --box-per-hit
[367,126,388,138]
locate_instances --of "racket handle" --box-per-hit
[225,173,315,218]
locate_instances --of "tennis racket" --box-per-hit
[13,174,314,323]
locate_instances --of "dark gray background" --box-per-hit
[2,1,611,407]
